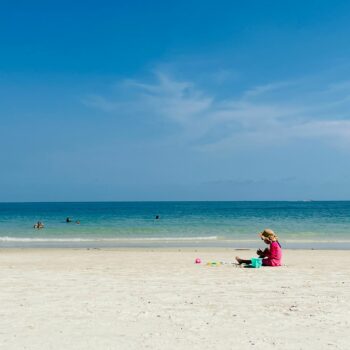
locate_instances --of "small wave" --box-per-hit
[2,236,350,245]
[0,236,219,243]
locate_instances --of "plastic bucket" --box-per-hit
[250,258,263,268]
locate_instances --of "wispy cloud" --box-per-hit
[83,95,121,112]
[83,68,350,152]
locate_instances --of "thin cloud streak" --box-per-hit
[84,69,350,151]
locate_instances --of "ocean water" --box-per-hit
[1,201,350,249]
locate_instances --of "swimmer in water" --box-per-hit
[34,221,44,229]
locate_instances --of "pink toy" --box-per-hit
[195,258,201,264]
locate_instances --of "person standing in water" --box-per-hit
[33,221,44,229]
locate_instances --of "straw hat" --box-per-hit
[259,228,278,241]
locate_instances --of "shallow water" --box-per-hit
[1,201,350,248]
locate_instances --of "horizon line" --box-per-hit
[1,199,350,204]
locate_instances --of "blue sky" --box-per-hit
[1,0,350,201]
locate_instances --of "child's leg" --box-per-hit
[235,256,252,265]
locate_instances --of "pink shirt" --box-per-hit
[263,241,282,266]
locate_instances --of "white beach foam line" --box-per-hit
[2,236,350,245]
[0,236,220,242]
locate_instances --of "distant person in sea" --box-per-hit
[235,229,282,267]
[76,220,80,224]
[155,215,160,220]
[33,221,44,229]
[66,217,72,223]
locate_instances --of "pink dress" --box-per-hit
[262,241,282,266]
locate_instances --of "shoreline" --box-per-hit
[1,239,350,250]
[2,246,349,250]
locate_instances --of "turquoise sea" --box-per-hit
[1,201,350,249]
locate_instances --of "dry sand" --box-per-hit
[0,248,349,350]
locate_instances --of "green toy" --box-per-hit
[250,257,263,268]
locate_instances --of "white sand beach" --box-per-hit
[0,248,349,350]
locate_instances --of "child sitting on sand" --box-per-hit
[236,229,282,267]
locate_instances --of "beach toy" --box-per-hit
[195,258,201,264]
[206,261,221,266]
[250,257,263,268]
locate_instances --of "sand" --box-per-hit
[0,248,349,350]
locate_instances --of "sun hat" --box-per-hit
[259,228,278,241]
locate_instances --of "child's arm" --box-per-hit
[257,248,269,258]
